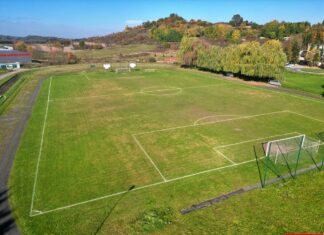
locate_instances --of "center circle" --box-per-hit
[141,86,182,96]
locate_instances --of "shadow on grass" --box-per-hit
[0,187,15,234]
[93,185,135,235]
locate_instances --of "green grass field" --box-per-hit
[9,66,324,234]
[283,70,324,96]
[301,68,324,73]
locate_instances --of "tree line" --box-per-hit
[138,13,324,45]
[177,37,287,80]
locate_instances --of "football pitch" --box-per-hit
[10,67,324,232]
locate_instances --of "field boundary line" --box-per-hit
[132,134,167,182]
[214,149,236,165]
[214,132,301,149]
[134,110,288,136]
[30,77,52,216]
[30,156,263,217]
[286,110,324,123]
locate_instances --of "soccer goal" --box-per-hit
[255,134,323,187]
[264,134,305,165]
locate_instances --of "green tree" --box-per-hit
[150,28,183,42]
[52,40,62,48]
[284,40,293,62]
[14,40,27,51]
[306,48,320,66]
[291,39,300,63]
[177,36,201,66]
[203,26,217,39]
[259,40,287,80]
[222,45,240,73]
[79,41,86,49]
[230,14,243,27]
[231,30,241,43]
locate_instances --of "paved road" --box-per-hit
[0,72,40,235]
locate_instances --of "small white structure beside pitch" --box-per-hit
[103,63,111,70]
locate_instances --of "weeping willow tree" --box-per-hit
[239,41,262,77]
[178,37,287,80]
[260,40,287,80]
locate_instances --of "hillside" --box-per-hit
[87,13,323,47]
[0,35,70,44]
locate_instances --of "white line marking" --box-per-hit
[117,76,145,79]
[194,115,240,126]
[140,86,183,96]
[286,110,324,123]
[214,132,301,149]
[48,83,225,102]
[167,157,265,183]
[82,71,90,80]
[132,134,167,182]
[30,77,52,216]
[134,110,289,136]
[182,83,226,89]
[49,92,136,101]
[214,149,236,164]
[30,157,263,217]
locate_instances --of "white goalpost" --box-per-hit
[258,133,323,187]
[264,134,321,165]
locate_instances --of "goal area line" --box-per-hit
[213,132,301,165]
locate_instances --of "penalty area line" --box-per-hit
[132,134,167,182]
[134,110,289,136]
[30,157,262,217]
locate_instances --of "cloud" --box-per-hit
[125,20,144,26]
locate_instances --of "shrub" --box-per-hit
[148,57,157,63]
[131,207,175,232]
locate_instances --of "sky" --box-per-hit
[0,0,323,39]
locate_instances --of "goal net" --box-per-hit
[264,134,320,165]
[256,134,323,187]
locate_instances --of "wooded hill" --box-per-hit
[88,13,324,48]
